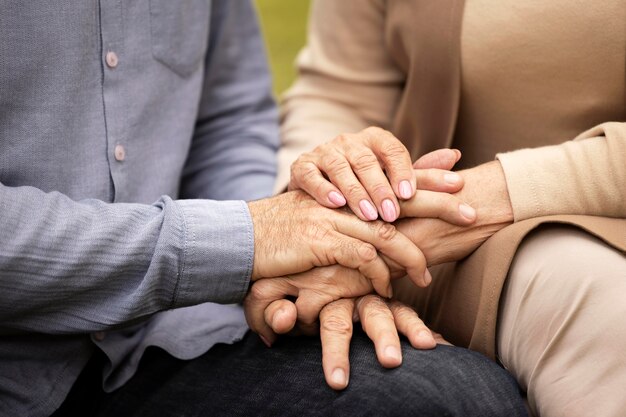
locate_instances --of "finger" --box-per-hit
[388,299,436,349]
[264,299,298,335]
[414,168,464,193]
[357,295,402,368]
[319,145,379,221]
[320,298,355,390]
[294,289,335,326]
[362,127,416,201]
[289,158,347,208]
[398,189,477,224]
[293,268,372,324]
[334,216,429,288]
[344,146,400,222]
[244,278,296,346]
[431,331,454,346]
[322,233,392,297]
[413,148,462,170]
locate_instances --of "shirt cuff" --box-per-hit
[174,199,254,305]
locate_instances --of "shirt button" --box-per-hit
[93,332,106,342]
[114,144,126,162]
[105,51,119,69]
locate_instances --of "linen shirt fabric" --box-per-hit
[0,1,278,416]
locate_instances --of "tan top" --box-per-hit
[277,0,626,358]
[278,0,626,223]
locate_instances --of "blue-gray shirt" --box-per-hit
[0,1,278,416]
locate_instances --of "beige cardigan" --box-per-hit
[277,0,626,358]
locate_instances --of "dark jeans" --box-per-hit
[53,329,527,417]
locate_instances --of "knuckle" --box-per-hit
[351,151,379,172]
[361,299,392,321]
[249,281,272,302]
[369,183,393,200]
[321,153,350,173]
[320,315,352,336]
[375,222,397,241]
[381,141,409,162]
[357,243,378,262]
[344,182,365,199]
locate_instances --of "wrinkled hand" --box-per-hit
[248,189,454,294]
[262,294,450,390]
[289,127,473,223]
[395,161,514,267]
[244,265,374,345]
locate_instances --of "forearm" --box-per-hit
[0,185,252,334]
[497,122,626,221]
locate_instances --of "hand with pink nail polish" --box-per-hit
[287,126,417,222]
[288,126,477,226]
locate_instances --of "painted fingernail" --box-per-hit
[423,269,432,286]
[384,345,402,362]
[459,203,476,220]
[417,330,436,345]
[399,180,413,199]
[381,199,397,222]
[259,334,272,348]
[331,368,347,387]
[444,173,461,185]
[328,191,347,207]
[359,199,378,220]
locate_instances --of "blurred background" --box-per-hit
[255,0,311,97]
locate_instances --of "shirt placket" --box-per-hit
[99,0,128,203]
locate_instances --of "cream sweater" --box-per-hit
[278,0,626,223]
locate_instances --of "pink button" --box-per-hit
[114,144,126,162]
[105,51,119,69]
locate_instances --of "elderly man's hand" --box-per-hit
[244,265,373,346]
[261,294,451,390]
[247,188,474,295]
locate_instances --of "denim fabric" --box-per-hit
[54,329,528,417]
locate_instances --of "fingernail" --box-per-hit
[423,269,432,286]
[359,199,378,220]
[331,368,347,387]
[387,285,393,299]
[328,191,347,207]
[459,203,476,220]
[259,334,272,348]
[384,345,402,362]
[452,149,462,161]
[444,173,461,185]
[417,330,435,346]
[381,199,397,222]
[399,180,413,199]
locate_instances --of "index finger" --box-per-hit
[319,298,356,390]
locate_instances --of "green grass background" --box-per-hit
[255,0,311,96]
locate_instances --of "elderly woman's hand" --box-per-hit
[288,127,476,224]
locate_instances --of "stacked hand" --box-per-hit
[245,127,512,390]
